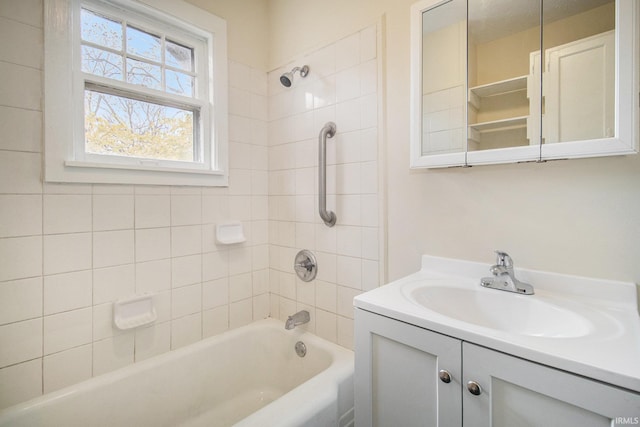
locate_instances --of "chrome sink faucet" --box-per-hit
[285,310,310,330]
[481,251,534,295]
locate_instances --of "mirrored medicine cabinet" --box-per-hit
[410,0,639,168]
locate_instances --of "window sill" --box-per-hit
[65,160,224,176]
[43,159,228,187]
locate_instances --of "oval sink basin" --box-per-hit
[406,283,593,338]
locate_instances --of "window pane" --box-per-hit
[166,70,194,97]
[84,89,195,162]
[165,40,193,71]
[81,46,123,80]
[126,58,161,90]
[81,9,122,51]
[126,26,161,62]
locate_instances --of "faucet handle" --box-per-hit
[494,251,513,268]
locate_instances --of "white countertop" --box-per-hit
[354,255,640,392]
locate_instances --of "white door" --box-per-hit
[527,50,541,147]
[355,309,462,427]
[543,31,615,144]
[462,342,640,427]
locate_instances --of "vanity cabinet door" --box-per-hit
[355,309,462,427]
[462,343,640,427]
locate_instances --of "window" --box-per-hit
[44,0,228,186]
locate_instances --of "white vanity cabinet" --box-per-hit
[355,308,640,427]
[462,342,638,427]
[354,308,462,427]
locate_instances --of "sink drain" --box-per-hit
[295,341,307,357]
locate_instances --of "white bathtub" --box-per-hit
[0,319,354,427]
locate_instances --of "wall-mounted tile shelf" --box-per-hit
[113,294,157,330]
[215,221,246,245]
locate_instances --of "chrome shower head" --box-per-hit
[279,73,293,87]
[279,65,309,87]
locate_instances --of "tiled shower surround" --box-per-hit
[267,24,382,349]
[0,1,382,409]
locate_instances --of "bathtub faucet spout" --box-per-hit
[285,310,310,330]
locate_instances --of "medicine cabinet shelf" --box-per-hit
[469,116,528,133]
[467,74,530,146]
[468,116,528,143]
[468,75,528,110]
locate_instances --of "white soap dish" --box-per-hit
[216,221,246,244]
[113,294,157,330]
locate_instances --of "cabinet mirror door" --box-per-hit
[410,0,467,168]
[542,0,614,145]
[466,0,542,165]
[410,0,639,169]
[540,0,638,160]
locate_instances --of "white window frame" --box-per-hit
[44,0,229,186]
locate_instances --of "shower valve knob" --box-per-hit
[294,250,317,282]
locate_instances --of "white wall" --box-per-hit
[185,0,270,71]
[267,0,640,284]
[0,0,270,408]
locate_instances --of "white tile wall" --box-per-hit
[0,236,42,281]
[134,322,170,362]
[267,24,382,349]
[43,344,92,393]
[134,194,170,228]
[43,308,92,355]
[135,227,171,262]
[92,265,134,305]
[93,230,135,268]
[202,306,229,338]
[44,270,92,314]
[43,233,92,275]
[0,3,383,408]
[0,277,42,324]
[0,195,41,238]
[0,359,41,409]
[43,195,92,234]
[0,319,42,367]
[93,195,134,231]
[93,334,134,376]
[170,313,201,349]
[0,15,42,68]
[0,1,271,409]
[422,85,466,154]
[0,61,41,111]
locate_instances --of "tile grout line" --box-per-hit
[90,186,95,380]
[40,167,44,396]
[132,190,137,363]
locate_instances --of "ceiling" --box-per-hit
[468,0,614,43]
[423,0,614,43]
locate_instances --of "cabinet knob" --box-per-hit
[467,381,482,395]
[438,370,451,383]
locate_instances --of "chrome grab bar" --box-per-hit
[318,122,337,227]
